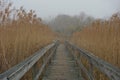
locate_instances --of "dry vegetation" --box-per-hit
[71,13,120,79]
[71,13,120,68]
[0,0,55,74]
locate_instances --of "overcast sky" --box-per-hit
[12,0,120,19]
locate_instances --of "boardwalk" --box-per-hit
[0,41,120,80]
[42,44,80,80]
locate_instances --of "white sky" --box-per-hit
[12,0,120,19]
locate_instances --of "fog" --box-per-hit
[12,0,120,19]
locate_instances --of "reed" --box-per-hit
[71,13,120,80]
[0,0,55,74]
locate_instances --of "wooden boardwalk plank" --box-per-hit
[42,44,82,80]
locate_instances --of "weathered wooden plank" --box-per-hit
[42,44,81,80]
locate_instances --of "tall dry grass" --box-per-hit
[72,13,120,67]
[71,13,120,79]
[0,0,55,74]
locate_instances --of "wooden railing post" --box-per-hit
[76,51,83,79]
[32,63,37,80]
[89,60,95,80]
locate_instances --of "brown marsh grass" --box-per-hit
[0,0,55,74]
[71,13,120,79]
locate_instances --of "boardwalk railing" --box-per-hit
[65,41,120,80]
[0,40,59,80]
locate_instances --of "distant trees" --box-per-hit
[47,12,94,35]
